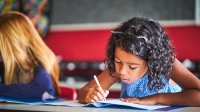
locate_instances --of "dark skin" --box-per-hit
[78,47,200,106]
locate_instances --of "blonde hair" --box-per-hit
[0,11,60,95]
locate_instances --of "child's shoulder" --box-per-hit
[34,64,49,75]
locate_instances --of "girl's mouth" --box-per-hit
[120,78,128,83]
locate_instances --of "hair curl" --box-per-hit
[106,17,175,90]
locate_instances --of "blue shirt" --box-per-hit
[0,64,55,99]
[120,74,182,98]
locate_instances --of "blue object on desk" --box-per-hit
[0,96,63,104]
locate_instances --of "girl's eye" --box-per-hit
[129,66,137,70]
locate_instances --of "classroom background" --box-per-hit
[1,0,200,100]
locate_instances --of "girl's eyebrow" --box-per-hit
[115,56,139,65]
[127,62,140,65]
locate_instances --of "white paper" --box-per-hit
[98,99,169,110]
[45,99,169,110]
[44,100,85,107]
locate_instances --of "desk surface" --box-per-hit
[0,103,199,112]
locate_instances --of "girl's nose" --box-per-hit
[119,65,128,76]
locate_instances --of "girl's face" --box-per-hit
[114,47,148,84]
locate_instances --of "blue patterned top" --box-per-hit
[120,74,182,98]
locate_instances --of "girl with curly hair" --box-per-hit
[78,17,200,106]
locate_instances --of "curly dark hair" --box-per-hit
[106,17,175,91]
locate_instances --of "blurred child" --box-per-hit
[0,11,60,100]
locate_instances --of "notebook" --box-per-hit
[45,99,170,110]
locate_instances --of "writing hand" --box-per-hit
[85,86,109,103]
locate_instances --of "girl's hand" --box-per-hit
[121,95,158,105]
[85,86,109,103]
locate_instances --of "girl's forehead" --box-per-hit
[114,47,146,64]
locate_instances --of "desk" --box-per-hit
[0,103,199,112]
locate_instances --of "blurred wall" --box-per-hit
[45,0,200,79]
[50,0,195,25]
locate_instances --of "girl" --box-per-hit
[78,17,200,106]
[0,12,60,99]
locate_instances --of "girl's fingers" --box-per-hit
[85,88,95,103]
[90,93,99,101]
[86,97,95,103]
[104,90,109,97]
[85,87,109,103]
[95,86,108,100]
[93,91,104,101]
[121,97,155,105]
[121,98,140,103]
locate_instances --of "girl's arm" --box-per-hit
[157,58,200,106]
[77,69,118,103]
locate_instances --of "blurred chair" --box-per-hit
[59,86,77,100]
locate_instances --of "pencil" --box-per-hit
[93,75,106,101]
[94,75,101,86]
